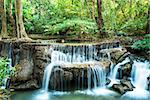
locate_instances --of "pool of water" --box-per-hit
[11,88,150,100]
[11,89,120,100]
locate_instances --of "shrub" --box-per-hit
[0,58,15,87]
[132,34,150,50]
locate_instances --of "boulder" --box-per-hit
[121,63,132,78]
[120,79,134,91]
[111,79,134,95]
[100,59,111,69]
[112,84,126,94]
[11,79,39,90]
[11,59,33,81]
[106,78,111,85]
[100,48,128,64]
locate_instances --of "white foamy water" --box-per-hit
[123,61,150,99]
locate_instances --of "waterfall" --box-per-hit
[42,63,55,91]
[87,64,106,89]
[42,44,108,91]
[111,57,130,80]
[131,61,150,89]
[107,57,130,87]
[122,61,150,99]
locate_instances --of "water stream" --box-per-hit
[122,61,150,99]
[10,43,150,100]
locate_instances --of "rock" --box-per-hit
[49,68,64,89]
[116,62,132,79]
[147,75,150,90]
[116,52,131,64]
[121,63,132,78]
[100,48,128,64]
[106,78,111,85]
[111,79,134,95]
[33,46,51,86]
[112,84,126,94]
[120,79,134,91]
[125,46,150,60]
[49,67,73,90]
[63,71,73,81]
[12,59,33,81]
[100,59,111,69]
[11,79,39,90]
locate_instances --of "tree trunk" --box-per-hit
[15,0,28,38]
[97,0,103,31]
[0,0,7,38]
[8,0,16,37]
[86,0,92,18]
[92,0,95,20]
[146,6,150,34]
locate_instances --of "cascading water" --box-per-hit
[131,61,150,89]
[111,57,130,80]
[122,60,150,99]
[107,57,130,87]
[42,44,108,92]
[87,63,106,89]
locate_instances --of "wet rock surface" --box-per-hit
[10,79,39,90]
[106,78,111,85]
[111,79,134,94]
[116,62,132,79]
[12,59,33,81]
[99,48,128,64]
[147,75,150,90]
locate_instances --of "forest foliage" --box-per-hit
[0,0,148,36]
[21,0,149,36]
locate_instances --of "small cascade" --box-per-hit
[42,43,110,92]
[111,57,130,80]
[50,44,98,63]
[108,57,130,87]
[131,61,150,89]
[122,61,150,99]
[88,64,106,89]
[42,63,55,91]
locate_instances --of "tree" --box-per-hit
[92,0,96,19]
[146,6,150,34]
[97,0,103,32]
[15,0,28,38]
[0,0,7,38]
[8,0,16,37]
